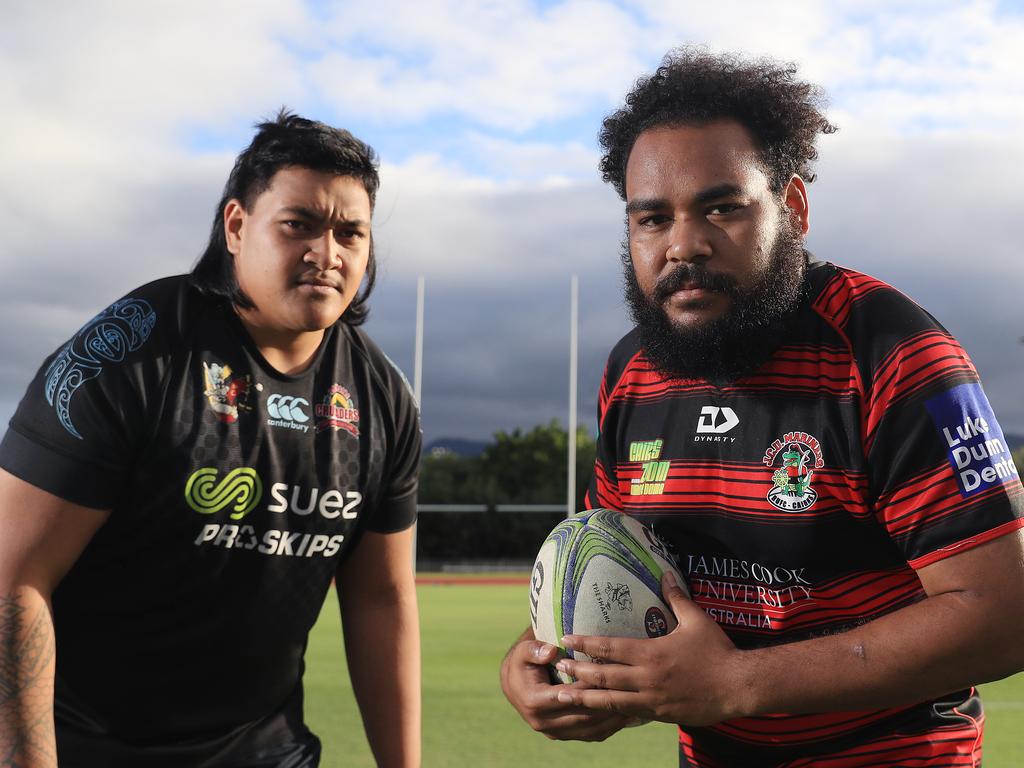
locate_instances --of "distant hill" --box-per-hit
[1006,434,1024,454]
[424,437,488,458]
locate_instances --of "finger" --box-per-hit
[542,712,637,742]
[556,687,647,718]
[662,569,690,601]
[566,678,613,691]
[534,709,620,730]
[555,659,641,692]
[661,571,695,623]
[561,633,638,664]
[511,639,560,667]
[524,681,601,715]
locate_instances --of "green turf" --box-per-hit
[304,584,1024,767]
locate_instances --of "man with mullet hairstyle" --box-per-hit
[502,48,1024,766]
[0,111,421,768]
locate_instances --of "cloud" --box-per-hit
[373,163,623,283]
[1,0,1022,443]
[310,0,645,131]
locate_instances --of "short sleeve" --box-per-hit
[585,360,623,511]
[0,296,159,510]
[866,327,1024,569]
[364,358,421,533]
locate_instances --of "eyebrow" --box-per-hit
[625,198,668,215]
[693,183,743,203]
[625,183,744,215]
[279,206,370,228]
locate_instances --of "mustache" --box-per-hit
[652,264,739,304]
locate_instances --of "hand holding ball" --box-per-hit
[529,508,686,683]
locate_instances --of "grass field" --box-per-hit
[304,582,1024,767]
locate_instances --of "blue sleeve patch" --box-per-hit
[925,382,1020,497]
[43,298,157,439]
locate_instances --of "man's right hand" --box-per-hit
[500,631,636,741]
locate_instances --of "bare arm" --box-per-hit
[0,469,109,768]
[556,530,1024,725]
[336,526,420,768]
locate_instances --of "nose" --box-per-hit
[304,232,342,271]
[665,217,712,265]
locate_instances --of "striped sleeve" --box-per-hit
[585,359,623,511]
[817,268,1024,568]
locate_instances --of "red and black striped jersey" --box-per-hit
[585,260,1023,765]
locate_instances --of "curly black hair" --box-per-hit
[599,47,836,198]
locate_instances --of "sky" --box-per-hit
[2,0,1023,446]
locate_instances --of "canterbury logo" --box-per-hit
[184,467,263,520]
[696,406,739,434]
[267,394,310,423]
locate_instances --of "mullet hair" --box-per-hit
[191,109,380,326]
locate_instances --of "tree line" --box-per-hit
[416,420,594,563]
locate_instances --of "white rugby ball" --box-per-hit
[529,508,686,683]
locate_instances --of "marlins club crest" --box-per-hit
[762,431,824,512]
[316,383,360,436]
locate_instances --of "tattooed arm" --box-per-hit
[0,470,109,768]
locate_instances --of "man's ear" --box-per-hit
[223,199,246,255]
[783,175,810,236]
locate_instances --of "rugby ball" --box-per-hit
[529,508,686,683]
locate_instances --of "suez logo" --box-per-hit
[695,406,739,442]
[184,467,362,558]
[266,394,310,433]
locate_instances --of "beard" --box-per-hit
[622,218,809,384]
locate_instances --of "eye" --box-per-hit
[336,227,367,242]
[636,213,671,228]
[707,203,742,216]
[282,219,311,232]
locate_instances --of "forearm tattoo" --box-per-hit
[0,592,56,768]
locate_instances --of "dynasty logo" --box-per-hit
[695,406,739,442]
[315,383,360,436]
[762,431,824,512]
[202,361,260,424]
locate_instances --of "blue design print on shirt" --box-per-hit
[43,298,157,439]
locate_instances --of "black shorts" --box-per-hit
[56,679,321,768]
[228,733,322,768]
[57,731,321,768]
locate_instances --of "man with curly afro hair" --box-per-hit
[502,47,1024,766]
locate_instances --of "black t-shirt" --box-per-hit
[0,275,421,766]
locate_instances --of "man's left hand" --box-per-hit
[553,572,749,727]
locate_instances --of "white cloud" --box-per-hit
[374,163,622,283]
[1,0,1023,437]
[306,0,645,130]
